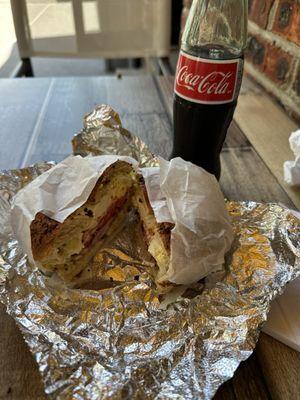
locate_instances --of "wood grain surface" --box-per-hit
[257,334,300,400]
[235,78,300,210]
[0,304,46,400]
[0,76,172,169]
[0,75,299,399]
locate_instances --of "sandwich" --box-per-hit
[30,160,174,283]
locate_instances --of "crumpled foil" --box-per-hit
[0,105,299,400]
[72,104,159,168]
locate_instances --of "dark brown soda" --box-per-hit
[171,45,243,180]
[172,94,237,180]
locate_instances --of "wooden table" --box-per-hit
[0,75,299,400]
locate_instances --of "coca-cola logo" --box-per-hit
[176,66,233,95]
[175,52,241,104]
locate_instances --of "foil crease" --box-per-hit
[0,105,299,400]
[72,104,159,168]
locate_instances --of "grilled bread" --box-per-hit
[31,161,134,280]
[30,161,174,283]
[132,175,173,282]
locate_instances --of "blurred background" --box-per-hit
[0,0,299,120]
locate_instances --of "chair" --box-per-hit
[10,0,172,76]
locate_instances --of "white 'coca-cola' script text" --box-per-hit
[176,66,233,95]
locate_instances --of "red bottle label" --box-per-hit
[175,51,243,104]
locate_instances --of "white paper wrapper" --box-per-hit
[290,130,300,156]
[284,130,300,187]
[264,277,300,352]
[284,157,300,187]
[140,167,173,224]
[158,157,233,284]
[10,155,233,286]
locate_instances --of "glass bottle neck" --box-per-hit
[181,0,248,60]
[181,43,243,60]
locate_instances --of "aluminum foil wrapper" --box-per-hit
[72,104,159,168]
[0,105,300,400]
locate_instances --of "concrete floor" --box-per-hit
[0,0,178,78]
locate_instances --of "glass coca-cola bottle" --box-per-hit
[171,0,248,179]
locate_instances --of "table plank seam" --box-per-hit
[20,78,55,168]
[153,76,173,126]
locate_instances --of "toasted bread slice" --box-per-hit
[132,175,174,282]
[30,161,134,280]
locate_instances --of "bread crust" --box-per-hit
[30,213,60,261]
[134,175,174,252]
[30,161,133,262]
